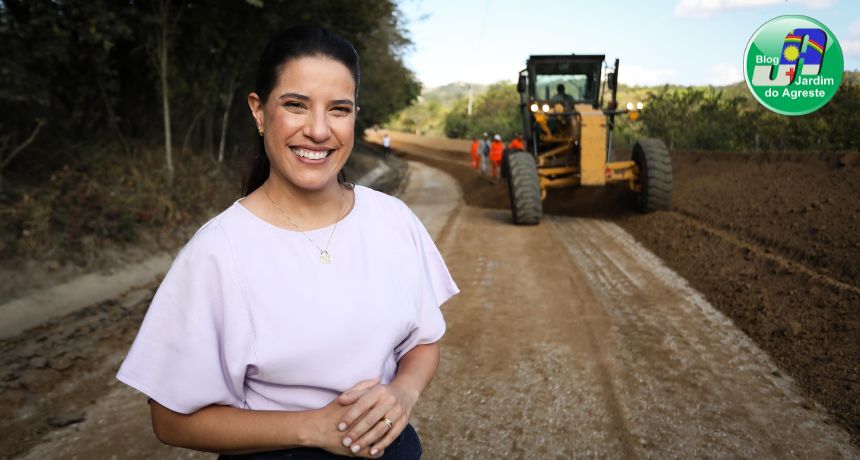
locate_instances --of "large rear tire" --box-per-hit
[506,151,542,225]
[632,138,672,213]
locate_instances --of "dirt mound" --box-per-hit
[0,285,153,457]
[397,146,860,447]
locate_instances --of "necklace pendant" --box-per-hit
[320,250,331,264]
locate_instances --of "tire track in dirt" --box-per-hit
[418,207,634,458]
[669,209,860,296]
[547,216,857,458]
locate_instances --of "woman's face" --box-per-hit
[250,55,356,193]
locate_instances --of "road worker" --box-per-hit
[470,137,480,170]
[489,134,504,178]
[479,132,491,175]
[508,133,524,151]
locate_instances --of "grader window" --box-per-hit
[537,74,589,102]
[532,61,601,104]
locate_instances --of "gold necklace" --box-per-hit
[264,184,344,264]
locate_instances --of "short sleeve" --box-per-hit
[116,222,254,414]
[394,209,459,361]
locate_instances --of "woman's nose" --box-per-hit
[303,109,331,142]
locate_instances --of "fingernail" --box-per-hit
[338,422,347,431]
[370,448,379,456]
[351,445,360,454]
[342,437,352,447]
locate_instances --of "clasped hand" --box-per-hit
[313,377,418,458]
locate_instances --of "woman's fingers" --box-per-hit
[338,386,383,432]
[337,376,380,406]
[355,414,405,457]
[338,382,416,454]
[369,420,407,456]
[342,388,396,436]
[337,387,370,406]
[342,376,380,395]
[344,403,403,453]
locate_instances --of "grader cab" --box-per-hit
[505,55,672,224]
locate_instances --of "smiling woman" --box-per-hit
[249,56,357,201]
[116,25,458,459]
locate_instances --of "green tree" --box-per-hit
[442,82,520,139]
[0,0,419,192]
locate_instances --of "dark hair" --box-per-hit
[244,25,360,196]
[557,84,566,93]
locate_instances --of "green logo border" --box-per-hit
[743,15,844,116]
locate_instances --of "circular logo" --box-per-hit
[744,15,843,116]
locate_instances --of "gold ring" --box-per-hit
[382,418,393,430]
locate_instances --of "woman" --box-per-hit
[116,25,458,459]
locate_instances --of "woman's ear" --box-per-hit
[248,92,264,128]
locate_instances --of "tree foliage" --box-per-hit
[632,77,860,151]
[0,0,420,188]
[443,82,521,139]
[389,70,859,154]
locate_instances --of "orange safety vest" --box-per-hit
[508,138,524,150]
[489,140,504,162]
[470,140,479,156]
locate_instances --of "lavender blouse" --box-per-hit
[116,185,458,414]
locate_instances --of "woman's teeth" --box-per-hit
[292,148,331,160]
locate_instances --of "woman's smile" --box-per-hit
[290,146,335,162]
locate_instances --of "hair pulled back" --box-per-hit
[244,25,360,196]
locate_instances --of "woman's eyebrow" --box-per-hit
[278,93,354,106]
[278,92,310,101]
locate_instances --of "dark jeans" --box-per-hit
[217,424,422,460]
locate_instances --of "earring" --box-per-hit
[257,125,264,137]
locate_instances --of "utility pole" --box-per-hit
[467,84,474,116]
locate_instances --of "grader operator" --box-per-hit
[505,55,672,225]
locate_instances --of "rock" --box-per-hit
[49,357,73,371]
[47,412,86,428]
[19,368,58,392]
[838,152,860,167]
[789,320,803,336]
[17,342,42,359]
[120,288,152,310]
[28,356,48,369]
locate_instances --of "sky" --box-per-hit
[396,0,860,88]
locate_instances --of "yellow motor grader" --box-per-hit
[505,55,672,224]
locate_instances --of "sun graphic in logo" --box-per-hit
[783,45,800,62]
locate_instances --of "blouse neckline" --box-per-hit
[233,185,362,236]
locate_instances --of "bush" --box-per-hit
[0,147,241,264]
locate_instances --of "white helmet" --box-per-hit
[494,134,502,141]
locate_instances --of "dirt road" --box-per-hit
[2,158,858,458]
[417,205,855,457]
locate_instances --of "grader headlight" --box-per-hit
[530,103,539,112]
[636,101,644,110]
[541,103,551,112]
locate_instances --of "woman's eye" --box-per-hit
[332,106,352,115]
[284,101,306,110]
